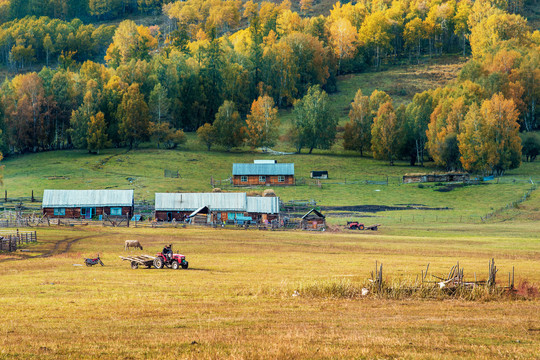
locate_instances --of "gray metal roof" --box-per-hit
[232,163,294,176]
[155,193,247,211]
[155,193,280,214]
[246,196,280,214]
[42,190,134,208]
[302,208,325,219]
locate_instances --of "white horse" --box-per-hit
[124,240,143,251]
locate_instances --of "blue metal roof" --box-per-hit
[232,163,294,176]
[42,190,134,208]
[155,193,280,214]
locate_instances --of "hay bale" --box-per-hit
[247,191,261,197]
[212,188,222,192]
[263,189,276,197]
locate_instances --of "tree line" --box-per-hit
[0,16,115,70]
[0,0,538,175]
[342,0,539,174]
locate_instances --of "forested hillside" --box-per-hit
[0,0,539,175]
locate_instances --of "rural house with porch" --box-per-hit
[42,189,134,219]
[232,160,295,186]
[154,192,280,224]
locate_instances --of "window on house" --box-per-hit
[80,208,86,215]
[259,176,266,183]
[278,175,285,182]
[54,208,65,216]
[111,207,122,216]
[241,176,248,182]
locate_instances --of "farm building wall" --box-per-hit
[301,218,326,230]
[43,206,133,218]
[403,173,470,184]
[154,211,189,221]
[233,175,294,186]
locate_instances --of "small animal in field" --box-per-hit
[124,240,143,251]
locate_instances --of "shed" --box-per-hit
[232,163,295,186]
[188,206,211,224]
[301,208,326,231]
[42,189,134,219]
[310,171,328,179]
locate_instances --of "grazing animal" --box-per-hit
[124,240,143,251]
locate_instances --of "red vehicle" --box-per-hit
[347,221,365,230]
[153,251,188,270]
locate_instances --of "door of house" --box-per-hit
[82,207,95,219]
[167,212,172,221]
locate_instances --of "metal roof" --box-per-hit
[232,163,294,176]
[42,190,134,208]
[155,193,247,211]
[246,196,280,214]
[188,206,209,217]
[302,208,325,219]
[155,193,280,214]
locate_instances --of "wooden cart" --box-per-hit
[119,255,155,269]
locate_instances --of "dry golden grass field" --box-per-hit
[1,217,539,359]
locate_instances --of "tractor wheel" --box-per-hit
[85,262,91,267]
[359,225,365,230]
[131,261,139,269]
[153,257,164,269]
[182,261,189,269]
[171,260,179,270]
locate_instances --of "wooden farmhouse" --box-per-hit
[301,209,326,231]
[154,192,280,224]
[42,189,134,219]
[232,160,295,186]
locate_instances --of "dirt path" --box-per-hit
[0,233,104,263]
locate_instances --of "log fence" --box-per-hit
[0,230,38,252]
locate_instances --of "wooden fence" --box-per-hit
[0,230,38,252]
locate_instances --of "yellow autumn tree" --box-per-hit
[329,18,357,72]
[245,95,279,149]
[458,94,521,174]
[371,101,402,165]
[426,97,468,168]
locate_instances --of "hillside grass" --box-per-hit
[3,147,538,224]
[0,224,538,359]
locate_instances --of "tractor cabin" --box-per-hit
[154,192,280,225]
[42,189,134,219]
[232,161,294,186]
[301,209,326,231]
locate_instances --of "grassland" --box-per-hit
[0,222,539,359]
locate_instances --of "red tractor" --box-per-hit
[347,221,365,230]
[153,251,189,270]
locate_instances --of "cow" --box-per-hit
[124,240,143,251]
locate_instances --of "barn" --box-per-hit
[42,190,134,219]
[301,209,326,231]
[154,192,280,224]
[232,161,294,186]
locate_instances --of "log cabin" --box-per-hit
[232,161,295,186]
[42,189,134,219]
[154,192,280,224]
